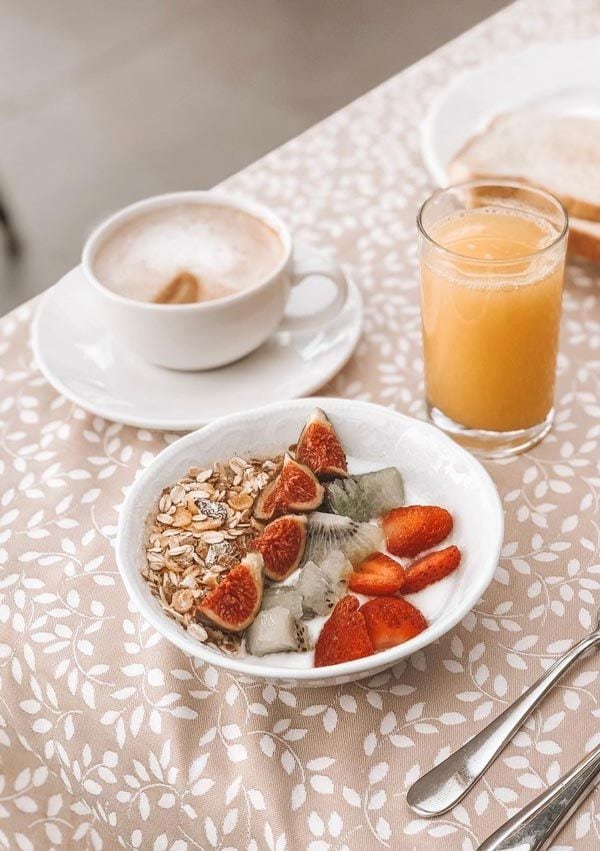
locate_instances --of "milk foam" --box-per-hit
[94,203,285,303]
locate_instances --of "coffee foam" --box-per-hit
[93,203,285,303]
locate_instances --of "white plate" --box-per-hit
[31,265,363,430]
[422,38,600,185]
[116,398,504,686]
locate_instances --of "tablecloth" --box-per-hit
[2,1,600,848]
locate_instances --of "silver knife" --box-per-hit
[478,744,600,850]
[407,611,600,816]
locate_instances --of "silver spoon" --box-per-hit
[478,743,600,850]
[407,609,600,816]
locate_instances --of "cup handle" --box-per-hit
[279,245,348,332]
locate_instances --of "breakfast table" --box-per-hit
[2,0,600,848]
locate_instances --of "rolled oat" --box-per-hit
[142,455,281,653]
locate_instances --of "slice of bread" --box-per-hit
[569,218,600,261]
[449,111,600,222]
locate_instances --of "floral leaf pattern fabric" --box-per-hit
[2,1,600,849]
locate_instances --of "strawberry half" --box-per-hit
[314,595,374,667]
[360,597,427,651]
[348,552,405,596]
[382,505,453,557]
[403,545,461,594]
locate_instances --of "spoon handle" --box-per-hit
[478,744,600,851]
[407,631,600,816]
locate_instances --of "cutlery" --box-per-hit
[478,743,600,850]
[407,610,600,816]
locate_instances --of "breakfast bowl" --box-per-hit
[116,398,504,686]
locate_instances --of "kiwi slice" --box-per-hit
[326,467,405,522]
[319,549,353,585]
[296,561,335,616]
[246,607,308,657]
[295,549,352,616]
[261,585,304,619]
[305,512,383,567]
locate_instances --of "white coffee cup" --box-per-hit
[82,190,348,370]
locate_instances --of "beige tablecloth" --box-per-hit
[2,1,600,849]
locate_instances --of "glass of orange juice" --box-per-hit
[417,180,568,457]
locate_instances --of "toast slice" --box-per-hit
[449,111,600,222]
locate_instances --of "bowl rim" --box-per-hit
[116,397,504,682]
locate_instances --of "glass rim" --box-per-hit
[417,179,569,265]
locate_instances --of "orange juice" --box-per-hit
[420,207,565,432]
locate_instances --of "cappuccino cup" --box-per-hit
[82,191,348,370]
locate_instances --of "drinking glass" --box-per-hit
[417,180,568,458]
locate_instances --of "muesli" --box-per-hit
[142,456,281,653]
[141,407,462,667]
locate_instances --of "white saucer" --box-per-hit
[32,265,363,430]
[422,38,600,185]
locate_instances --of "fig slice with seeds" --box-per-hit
[250,514,307,581]
[253,478,282,522]
[283,455,325,511]
[296,408,348,479]
[254,454,324,521]
[198,553,263,632]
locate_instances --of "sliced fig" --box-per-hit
[246,606,308,657]
[251,514,307,581]
[283,455,325,512]
[254,454,324,521]
[198,553,263,632]
[253,478,283,522]
[296,408,348,479]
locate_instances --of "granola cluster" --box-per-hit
[142,455,281,653]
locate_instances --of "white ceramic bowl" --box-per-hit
[116,398,504,686]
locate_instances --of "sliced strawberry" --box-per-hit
[403,545,461,594]
[360,597,427,651]
[383,505,453,558]
[348,552,405,596]
[314,594,374,667]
